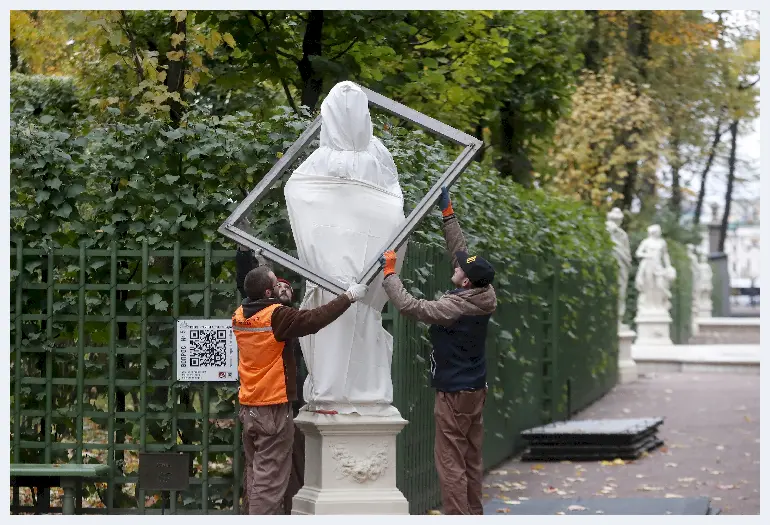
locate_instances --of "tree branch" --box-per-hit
[119,10,144,82]
[330,37,359,60]
[247,16,300,114]
[739,75,760,90]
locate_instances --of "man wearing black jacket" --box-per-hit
[379,187,497,515]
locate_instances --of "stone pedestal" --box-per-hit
[634,311,673,346]
[292,410,410,515]
[618,327,638,383]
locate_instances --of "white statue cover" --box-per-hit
[284,81,406,416]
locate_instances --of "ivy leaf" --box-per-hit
[66,184,85,198]
[187,293,204,307]
[153,358,170,370]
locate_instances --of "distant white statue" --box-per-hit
[687,243,700,304]
[606,207,631,327]
[697,252,713,317]
[634,225,677,314]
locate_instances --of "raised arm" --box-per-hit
[271,283,368,341]
[438,187,468,269]
[235,245,257,298]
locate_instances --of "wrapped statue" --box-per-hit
[284,81,406,416]
[606,207,631,327]
[634,225,677,314]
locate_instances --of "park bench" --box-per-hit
[10,463,110,515]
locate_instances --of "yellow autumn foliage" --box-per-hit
[545,71,668,209]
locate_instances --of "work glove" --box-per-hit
[438,186,454,218]
[345,283,368,303]
[379,250,398,277]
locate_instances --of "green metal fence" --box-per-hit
[10,239,618,515]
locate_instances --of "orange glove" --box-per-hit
[379,250,398,277]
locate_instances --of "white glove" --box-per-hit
[345,283,368,303]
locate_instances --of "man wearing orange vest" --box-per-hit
[235,247,305,515]
[233,260,367,515]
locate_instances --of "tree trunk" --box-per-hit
[583,10,602,72]
[669,138,682,221]
[474,121,485,162]
[298,10,325,111]
[694,116,724,225]
[165,17,187,126]
[718,119,739,252]
[495,100,533,186]
[620,11,651,211]
[11,39,19,71]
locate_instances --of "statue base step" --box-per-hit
[291,410,410,515]
[618,329,638,384]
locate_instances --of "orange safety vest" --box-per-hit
[232,303,288,406]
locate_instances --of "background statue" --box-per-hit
[634,225,676,314]
[687,244,701,332]
[606,207,631,327]
[697,252,713,316]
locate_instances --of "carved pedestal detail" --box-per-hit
[292,410,409,515]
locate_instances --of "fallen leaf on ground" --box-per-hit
[665,462,678,467]
[490,470,508,475]
[496,508,510,514]
[531,464,545,471]
[612,458,625,465]
[665,494,683,499]
[636,474,645,479]
[519,497,529,501]
[744,415,751,422]
[595,511,605,514]
[678,477,695,483]
[567,505,586,511]
[543,486,558,494]
[638,485,664,492]
[427,510,442,515]
[504,501,521,505]
[555,511,565,515]
[716,445,725,451]
[717,484,736,490]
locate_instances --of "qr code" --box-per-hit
[188,328,228,367]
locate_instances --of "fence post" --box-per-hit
[139,240,149,514]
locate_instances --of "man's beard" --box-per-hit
[278,293,293,305]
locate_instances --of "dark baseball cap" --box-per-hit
[455,251,495,287]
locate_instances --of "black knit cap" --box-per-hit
[455,251,495,287]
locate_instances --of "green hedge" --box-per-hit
[10,73,80,121]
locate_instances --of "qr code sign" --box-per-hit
[176,320,238,382]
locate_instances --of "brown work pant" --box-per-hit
[283,420,306,514]
[239,403,294,515]
[434,388,486,515]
